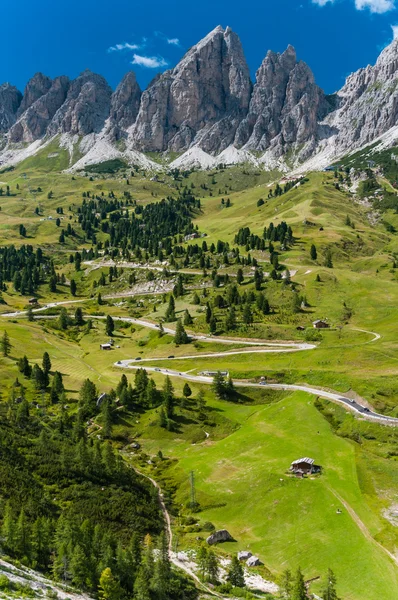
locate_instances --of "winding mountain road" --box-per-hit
[2,301,396,425]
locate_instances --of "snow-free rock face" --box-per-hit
[17,73,53,116]
[9,76,70,142]
[235,46,330,162]
[318,39,398,158]
[108,71,142,140]
[47,70,112,137]
[0,83,22,133]
[3,28,398,170]
[130,25,252,153]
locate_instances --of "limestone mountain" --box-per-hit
[129,25,252,153]
[0,83,22,134]
[2,27,398,170]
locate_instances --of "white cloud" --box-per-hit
[312,0,395,10]
[132,54,168,68]
[167,37,180,46]
[392,24,398,38]
[108,42,140,52]
[355,0,395,12]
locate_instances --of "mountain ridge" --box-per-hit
[2,26,398,172]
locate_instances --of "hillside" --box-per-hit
[0,149,397,600]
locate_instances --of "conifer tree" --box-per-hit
[310,244,317,260]
[163,376,174,419]
[106,315,115,336]
[227,555,245,587]
[165,295,176,322]
[98,567,122,600]
[42,351,51,374]
[292,567,306,600]
[174,319,189,344]
[1,330,11,357]
[322,569,339,600]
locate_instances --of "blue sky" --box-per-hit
[2,0,398,94]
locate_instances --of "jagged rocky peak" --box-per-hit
[108,71,142,140]
[47,69,112,136]
[130,25,252,153]
[9,76,70,143]
[0,83,22,133]
[17,72,53,116]
[322,37,398,156]
[235,44,328,160]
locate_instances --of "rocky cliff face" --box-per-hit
[130,25,252,153]
[9,76,70,143]
[2,28,398,169]
[47,70,112,137]
[108,72,142,140]
[319,39,398,157]
[235,46,330,162]
[0,84,22,133]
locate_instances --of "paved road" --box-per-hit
[116,362,398,426]
[3,302,396,425]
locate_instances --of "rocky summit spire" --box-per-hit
[108,72,142,140]
[130,25,252,153]
[0,83,22,133]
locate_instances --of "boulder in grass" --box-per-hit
[246,555,261,567]
[206,529,233,545]
[238,551,252,561]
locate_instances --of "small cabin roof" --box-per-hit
[291,457,315,466]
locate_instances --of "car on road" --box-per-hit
[168,355,175,359]
[154,368,161,372]
[363,407,370,412]
[135,357,142,361]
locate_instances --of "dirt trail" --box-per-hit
[327,487,398,567]
[130,463,225,598]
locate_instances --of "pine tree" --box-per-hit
[1,330,11,357]
[292,567,306,600]
[70,543,90,589]
[174,319,188,344]
[165,295,176,322]
[183,383,192,398]
[27,306,34,322]
[279,569,293,599]
[70,279,77,296]
[212,372,226,399]
[42,351,51,374]
[183,309,193,325]
[163,376,174,418]
[98,567,122,600]
[106,315,115,336]
[226,305,237,331]
[310,244,317,260]
[58,308,68,330]
[242,304,253,325]
[324,249,333,269]
[227,556,245,587]
[75,307,84,326]
[134,566,151,600]
[322,569,339,600]
[206,549,219,583]
[236,268,244,284]
[2,501,16,553]
[102,399,113,439]
[15,508,29,558]
[151,533,170,600]
[209,316,217,334]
